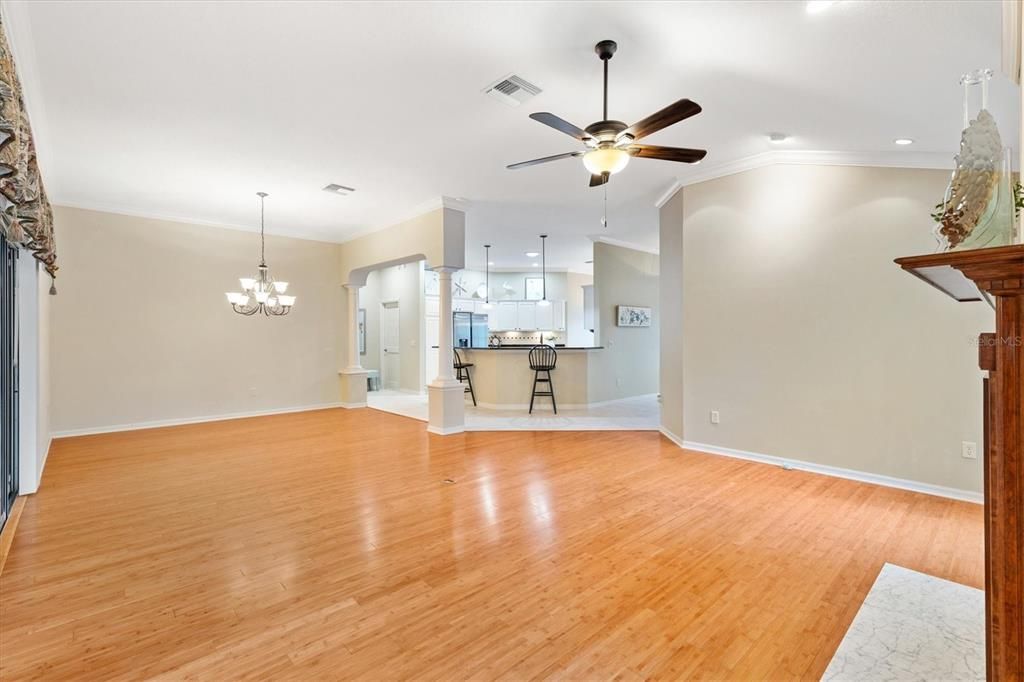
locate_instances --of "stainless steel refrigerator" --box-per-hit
[453,312,489,348]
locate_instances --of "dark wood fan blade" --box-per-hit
[507,151,583,170]
[589,173,609,187]
[530,112,592,142]
[622,99,702,141]
[626,145,707,163]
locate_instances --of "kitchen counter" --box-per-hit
[436,346,602,351]
[446,347,601,409]
[470,346,602,351]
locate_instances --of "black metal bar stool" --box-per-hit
[528,344,557,414]
[453,348,476,406]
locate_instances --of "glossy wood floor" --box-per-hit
[0,408,983,680]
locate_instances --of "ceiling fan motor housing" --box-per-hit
[585,120,628,146]
[595,40,617,60]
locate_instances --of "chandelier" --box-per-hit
[224,192,296,316]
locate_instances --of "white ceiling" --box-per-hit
[7,0,1018,271]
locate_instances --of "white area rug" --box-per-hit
[822,563,984,681]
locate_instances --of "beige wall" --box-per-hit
[659,190,685,440]
[590,241,660,403]
[50,206,344,434]
[675,164,991,492]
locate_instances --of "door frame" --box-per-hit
[379,300,401,390]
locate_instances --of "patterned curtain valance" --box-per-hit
[0,14,56,286]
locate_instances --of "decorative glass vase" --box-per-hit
[934,69,1018,251]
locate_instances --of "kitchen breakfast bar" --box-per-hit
[454,346,603,409]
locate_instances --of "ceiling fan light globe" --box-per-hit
[583,148,630,175]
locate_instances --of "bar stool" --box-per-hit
[453,347,476,406]
[528,344,557,414]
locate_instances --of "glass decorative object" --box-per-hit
[934,69,1017,251]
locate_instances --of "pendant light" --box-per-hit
[537,234,551,307]
[482,244,493,309]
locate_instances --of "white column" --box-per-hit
[339,283,368,408]
[427,266,465,434]
[433,267,458,385]
[345,284,361,370]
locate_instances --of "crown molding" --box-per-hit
[53,201,347,244]
[588,234,659,256]
[653,149,955,207]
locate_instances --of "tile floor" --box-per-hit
[366,389,660,431]
[822,563,984,681]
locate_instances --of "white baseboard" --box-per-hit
[51,403,345,439]
[37,435,51,489]
[427,425,465,435]
[659,426,685,449]
[660,434,982,505]
[340,402,367,409]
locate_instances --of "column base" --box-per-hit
[427,381,465,435]
[339,368,369,408]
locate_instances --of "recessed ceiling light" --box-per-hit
[768,133,788,144]
[525,251,539,258]
[806,0,836,14]
[894,138,914,146]
[532,262,539,267]
[487,261,495,266]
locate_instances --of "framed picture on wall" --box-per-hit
[524,276,544,301]
[616,305,652,327]
[358,308,367,354]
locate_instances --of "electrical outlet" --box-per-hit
[710,410,720,425]
[962,441,978,460]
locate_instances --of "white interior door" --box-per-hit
[381,301,400,390]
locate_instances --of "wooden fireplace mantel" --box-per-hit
[896,244,1024,680]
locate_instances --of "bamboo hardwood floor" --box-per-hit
[0,407,982,680]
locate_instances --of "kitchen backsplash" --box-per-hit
[489,331,565,346]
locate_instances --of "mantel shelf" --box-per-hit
[895,244,1024,302]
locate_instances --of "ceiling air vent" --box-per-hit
[484,74,542,107]
[322,183,355,196]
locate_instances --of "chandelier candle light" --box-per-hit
[225,192,296,316]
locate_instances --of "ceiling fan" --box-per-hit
[507,40,707,187]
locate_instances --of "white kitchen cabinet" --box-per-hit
[473,301,493,315]
[582,285,595,332]
[453,298,475,312]
[495,301,517,330]
[535,301,554,331]
[553,300,566,331]
[517,302,537,330]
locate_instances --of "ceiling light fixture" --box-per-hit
[806,0,836,14]
[482,245,493,310]
[322,183,355,196]
[225,192,296,316]
[537,235,551,307]
[894,138,915,145]
[768,132,789,143]
[525,251,539,258]
[583,147,630,176]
